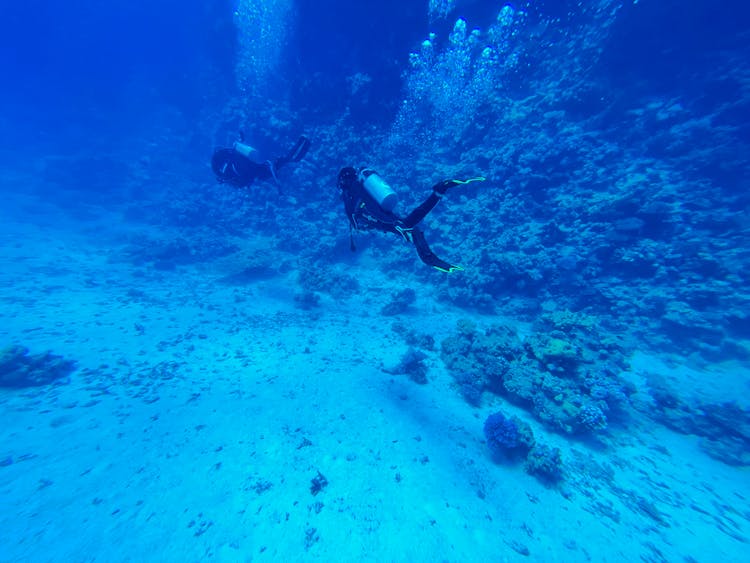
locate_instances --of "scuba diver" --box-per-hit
[211,134,310,189]
[337,166,485,272]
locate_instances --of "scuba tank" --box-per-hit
[233,141,257,158]
[358,168,398,211]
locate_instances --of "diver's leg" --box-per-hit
[270,136,309,181]
[403,178,468,227]
[411,228,462,273]
[403,193,442,228]
[274,135,311,172]
[404,176,484,229]
[254,162,272,182]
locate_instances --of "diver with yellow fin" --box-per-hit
[337,166,485,272]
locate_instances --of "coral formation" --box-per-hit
[298,266,360,300]
[577,404,608,432]
[387,347,429,384]
[483,411,534,457]
[524,444,563,482]
[442,318,631,435]
[310,471,328,496]
[391,322,435,352]
[0,346,76,388]
[294,290,320,310]
[380,288,417,316]
[452,371,484,407]
[641,375,750,466]
[483,410,564,483]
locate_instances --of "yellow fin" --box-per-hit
[451,176,486,185]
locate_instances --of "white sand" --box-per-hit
[1,204,749,562]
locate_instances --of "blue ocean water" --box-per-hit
[1,0,749,560]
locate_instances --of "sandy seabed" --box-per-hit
[1,201,748,563]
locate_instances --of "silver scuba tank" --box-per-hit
[233,141,257,158]
[358,168,398,211]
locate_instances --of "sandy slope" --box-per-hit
[1,207,749,562]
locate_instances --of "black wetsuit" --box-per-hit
[338,167,462,272]
[212,135,310,188]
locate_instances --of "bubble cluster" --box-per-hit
[428,0,456,23]
[233,0,294,97]
[390,5,527,152]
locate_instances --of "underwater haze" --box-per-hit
[1,0,750,561]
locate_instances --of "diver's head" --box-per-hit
[337,166,358,193]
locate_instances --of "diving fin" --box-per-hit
[432,176,486,195]
[433,263,464,273]
[287,135,311,163]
